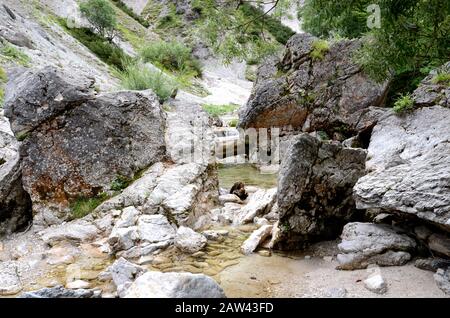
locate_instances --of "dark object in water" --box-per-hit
[230,182,248,200]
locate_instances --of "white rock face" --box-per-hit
[108,226,139,253]
[107,258,146,297]
[115,207,140,229]
[0,261,22,295]
[364,274,387,294]
[39,220,99,246]
[241,225,273,255]
[66,280,90,290]
[123,271,226,298]
[175,226,207,254]
[219,194,243,204]
[237,188,277,224]
[137,215,176,244]
[336,222,416,270]
[354,106,450,228]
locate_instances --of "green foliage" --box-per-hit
[70,193,109,219]
[16,132,29,142]
[0,66,6,107]
[299,0,371,38]
[432,72,450,85]
[155,3,183,30]
[0,42,31,66]
[202,103,239,117]
[239,3,295,45]
[60,19,127,70]
[80,0,117,41]
[139,41,202,77]
[228,119,239,127]
[310,39,329,61]
[110,175,131,191]
[393,94,414,113]
[110,0,150,27]
[193,0,293,63]
[118,59,177,101]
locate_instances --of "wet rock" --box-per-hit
[364,274,387,294]
[336,223,416,270]
[241,225,273,255]
[354,106,450,230]
[118,241,171,259]
[175,226,207,254]
[39,220,99,246]
[275,134,366,249]
[202,230,229,242]
[19,285,96,298]
[4,67,166,223]
[230,182,248,201]
[137,215,176,244]
[123,271,226,298]
[237,188,277,225]
[428,234,450,258]
[239,33,388,135]
[434,268,450,295]
[0,261,22,295]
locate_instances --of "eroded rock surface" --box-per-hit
[275,134,366,249]
[4,67,166,225]
[336,222,416,270]
[354,106,450,230]
[239,33,388,138]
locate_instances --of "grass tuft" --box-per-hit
[393,93,414,113]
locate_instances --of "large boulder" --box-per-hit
[4,67,166,224]
[239,33,388,138]
[336,222,416,270]
[274,133,366,249]
[123,271,226,298]
[353,106,450,230]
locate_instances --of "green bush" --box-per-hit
[111,0,150,27]
[202,104,239,117]
[0,42,30,66]
[432,72,450,85]
[70,193,108,219]
[228,119,239,127]
[310,40,329,61]
[139,41,202,76]
[393,94,414,113]
[80,0,117,41]
[239,4,295,45]
[119,60,177,101]
[110,175,131,191]
[60,19,127,70]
